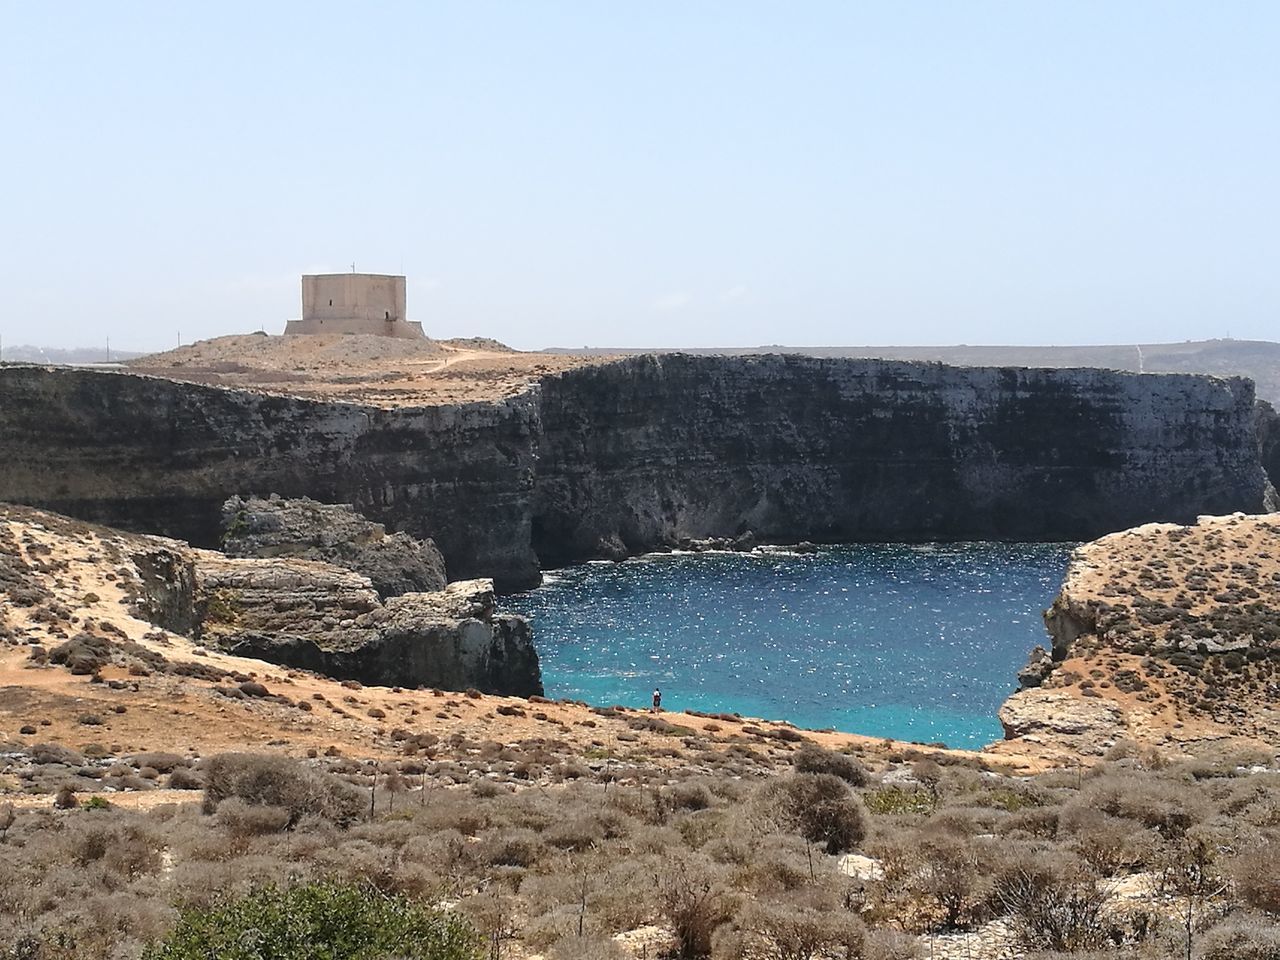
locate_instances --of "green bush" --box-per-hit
[144,880,480,960]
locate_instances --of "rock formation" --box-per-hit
[1256,399,1280,496]
[0,503,541,697]
[220,495,447,598]
[198,557,540,695]
[0,357,1269,589]
[995,513,1280,761]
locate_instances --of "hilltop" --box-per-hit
[127,333,607,406]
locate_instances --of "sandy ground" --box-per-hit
[127,334,612,406]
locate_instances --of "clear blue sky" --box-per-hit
[2,2,1276,351]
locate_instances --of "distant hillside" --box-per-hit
[545,339,1280,405]
[0,344,143,364]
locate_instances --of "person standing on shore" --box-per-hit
[652,688,662,714]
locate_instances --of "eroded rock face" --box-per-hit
[0,358,1268,590]
[220,495,447,599]
[532,356,1271,564]
[196,558,541,695]
[1256,400,1280,503]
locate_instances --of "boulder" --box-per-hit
[1016,645,1054,689]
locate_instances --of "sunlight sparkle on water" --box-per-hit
[504,543,1072,749]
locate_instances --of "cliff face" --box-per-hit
[0,366,540,588]
[1256,400,1280,496]
[533,355,1269,564]
[0,358,1269,590]
[198,560,542,696]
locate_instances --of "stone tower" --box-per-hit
[284,273,426,339]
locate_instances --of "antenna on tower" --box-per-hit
[351,261,356,274]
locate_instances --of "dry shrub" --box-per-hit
[1198,915,1280,960]
[862,928,921,959]
[793,743,868,786]
[758,773,868,855]
[665,781,715,812]
[994,855,1113,952]
[908,831,1000,930]
[654,852,735,959]
[215,798,293,837]
[1233,845,1280,915]
[202,753,365,827]
[728,835,824,895]
[737,888,865,960]
[129,751,187,773]
[479,828,546,868]
[1070,773,1207,839]
[1059,807,1157,875]
[168,767,203,790]
[59,810,165,880]
[546,933,629,959]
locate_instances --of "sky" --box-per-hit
[1,2,1277,352]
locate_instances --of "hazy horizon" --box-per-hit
[3,2,1277,352]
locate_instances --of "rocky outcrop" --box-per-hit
[997,689,1128,756]
[198,558,541,695]
[1015,645,1054,688]
[0,502,540,697]
[997,513,1280,756]
[0,358,1269,589]
[220,495,447,598]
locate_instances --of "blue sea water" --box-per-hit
[503,543,1073,750]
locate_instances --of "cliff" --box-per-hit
[0,357,1270,590]
[0,365,541,588]
[533,356,1270,564]
[199,561,541,696]
[994,513,1280,762]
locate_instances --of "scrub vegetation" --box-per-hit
[2,740,1280,959]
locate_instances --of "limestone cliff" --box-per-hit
[1256,400,1280,498]
[0,357,1269,590]
[532,355,1269,564]
[0,366,540,588]
[198,560,541,696]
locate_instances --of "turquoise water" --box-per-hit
[504,543,1073,749]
